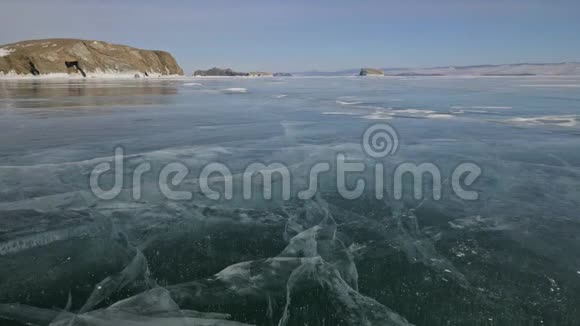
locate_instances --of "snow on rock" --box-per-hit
[0,48,15,57]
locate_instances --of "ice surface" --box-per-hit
[0,287,254,325]
[2,77,580,324]
[80,249,154,313]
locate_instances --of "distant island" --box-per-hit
[359,68,384,76]
[193,67,249,77]
[248,72,273,77]
[0,39,183,78]
[193,67,291,77]
[298,62,580,77]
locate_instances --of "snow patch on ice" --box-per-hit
[336,100,363,105]
[505,115,578,127]
[222,88,248,94]
[361,110,394,120]
[452,106,512,110]
[321,111,360,116]
[427,113,456,119]
[391,108,436,114]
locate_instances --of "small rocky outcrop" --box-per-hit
[193,67,249,76]
[0,39,184,77]
[359,68,384,76]
[248,71,272,77]
[273,72,292,76]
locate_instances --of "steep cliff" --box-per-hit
[0,39,184,77]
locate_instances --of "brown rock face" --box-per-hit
[0,39,184,77]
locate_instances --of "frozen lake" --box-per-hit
[1,76,580,325]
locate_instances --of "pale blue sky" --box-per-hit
[1,0,579,73]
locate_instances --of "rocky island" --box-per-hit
[193,67,249,77]
[359,68,384,76]
[194,67,282,77]
[248,71,273,77]
[0,38,183,78]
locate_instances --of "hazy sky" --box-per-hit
[1,0,579,73]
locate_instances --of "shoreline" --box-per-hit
[1,74,580,81]
[0,73,189,80]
